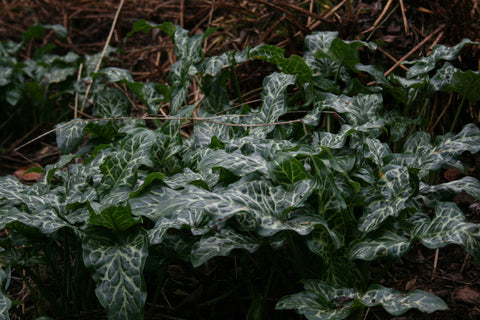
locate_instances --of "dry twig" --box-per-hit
[79,0,126,115]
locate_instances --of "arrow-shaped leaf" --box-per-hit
[82,228,148,320]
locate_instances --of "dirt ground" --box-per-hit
[1,1,480,319]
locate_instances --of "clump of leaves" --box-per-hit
[1,21,480,319]
[0,24,82,149]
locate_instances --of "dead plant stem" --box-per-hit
[384,24,445,77]
[79,0,126,115]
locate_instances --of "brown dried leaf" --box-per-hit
[13,166,44,182]
[452,286,480,304]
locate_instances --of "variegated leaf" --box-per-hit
[277,280,356,320]
[191,112,238,147]
[278,280,446,319]
[349,231,411,261]
[359,165,415,232]
[129,185,178,221]
[0,268,11,319]
[249,72,296,138]
[384,110,420,142]
[276,291,353,320]
[419,176,480,206]
[201,51,233,76]
[95,67,133,83]
[0,175,63,213]
[157,179,316,237]
[148,207,210,245]
[359,285,448,315]
[391,124,480,177]
[429,62,458,91]
[162,168,218,190]
[318,119,384,149]
[82,228,148,320]
[172,26,204,63]
[0,205,69,234]
[405,39,479,78]
[88,203,141,232]
[191,227,260,267]
[93,87,130,118]
[363,137,391,167]
[268,152,309,185]
[56,120,87,154]
[313,37,376,69]
[98,130,157,202]
[413,201,480,262]
[198,149,269,176]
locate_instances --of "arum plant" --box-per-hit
[1,22,480,320]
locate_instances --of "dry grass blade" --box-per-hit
[79,0,126,115]
[363,0,394,36]
[398,0,409,35]
[384,24,445,76]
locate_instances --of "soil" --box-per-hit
[1,1,480,319]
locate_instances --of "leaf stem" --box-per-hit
[231,62,243,104]
[146,263,167,319]
[450,91,468,133]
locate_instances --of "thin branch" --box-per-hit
[74,62,83,118]
[384,24,445,77]
[398,0,409,35]
[13,115,305,152]
[323,0,346,19]
[362,0,394,36]
[79,0,126,115]
[377,47,409,72]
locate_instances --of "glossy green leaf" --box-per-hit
[268,152,309,185]
[82,228,148,320]
[447,69,480,103]
[56,120,87,154]
[126,19,175,39]
[429,62,458,91]
[349,231,411,261]
[359,285,448,315]
[88,203,141,232]
[98,130,157,202]
[278,280,447,319]
[249,72,296,138]
[93,87,130,118]
[198,149,269,176]
[248,44,284,64]
[413,202,480,262]
[389,124,480,177]
[0,205,69,234]
[0,268,11,319]
[359,165,415,232]
[419,176,480,205]
[314,37,376,69]
[129,185,178,221]
[191,227,260,267]
[23,24,68,42]
[157,179,316,237]
[405,39,479,78]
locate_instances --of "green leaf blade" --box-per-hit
[82,228,148,320]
